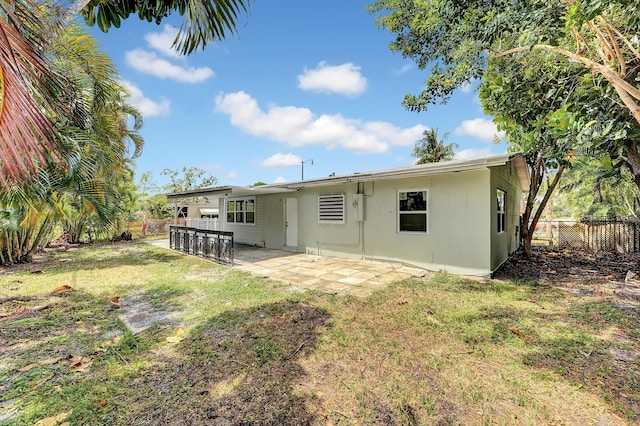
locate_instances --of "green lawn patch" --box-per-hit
[0,243,637,425]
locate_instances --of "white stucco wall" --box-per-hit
[360,170,491,275]
[490,163,523,271]
[259,169,497,276]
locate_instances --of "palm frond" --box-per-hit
[81,0,249,55]
[0,0,73,183]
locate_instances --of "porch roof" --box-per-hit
[166,185,295,200]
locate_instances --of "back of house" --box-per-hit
[169,153,529,277]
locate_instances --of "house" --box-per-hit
[167,153,530,277]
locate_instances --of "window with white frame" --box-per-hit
[226,197,255,224]
[497,189,506,233]
[398,190,427,233]
[318,194,345,224]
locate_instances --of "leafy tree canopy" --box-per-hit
[369,0,640,120]
[161,166,218,194]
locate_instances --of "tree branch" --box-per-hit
[603,23,625,76]
[530,165,565,233]
[495,44,640,102]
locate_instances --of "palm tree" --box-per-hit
[0,0,247,184]
[51,24,144,243]
[412,129,458,164]
[0,22,144,262]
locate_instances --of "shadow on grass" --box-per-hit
[117,299,331,425]
[435,277,640,420]
[28,243,187,277]
[521,300,640,419]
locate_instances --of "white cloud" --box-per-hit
[214,91,427,154]
[298,62,367,96]
[273,176,288,183]
[260,153,302,167]
[454,118,505,141]
[121,81,171,117]
[393,63,413,76]
[455,148,496,160]
[125,49,214,83]
[227,171,239,179]
[145,25,182,58]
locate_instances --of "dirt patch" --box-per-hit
[115,300,331,425]
[495,247,640,418]
[493,246,640,283]
[118,294,182,335]
[494,247,640,304]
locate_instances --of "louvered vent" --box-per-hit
[318,195,345,224]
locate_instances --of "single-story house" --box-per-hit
[167,153,530,277]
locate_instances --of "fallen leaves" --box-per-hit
[62,355,93,373]
[109,296,121,309]
[16,354,95,373]
[51,285,73,295]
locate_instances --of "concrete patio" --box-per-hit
[145,239,428,297]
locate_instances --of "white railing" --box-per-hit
[185,218,220,231]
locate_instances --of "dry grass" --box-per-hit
[298,277,635,424]
[0,243,638,425]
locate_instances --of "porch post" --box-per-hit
[174,199,178,225]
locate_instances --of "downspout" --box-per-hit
[359,182,365,260]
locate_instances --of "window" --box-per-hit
[497,189,506,233]
[226,197,255,224]
[318,195,345,224]
[398,190,427,233]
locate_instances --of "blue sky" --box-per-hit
[85,0,506,189]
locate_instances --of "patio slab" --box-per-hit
[233,245,428,297]
[145,240,428,297]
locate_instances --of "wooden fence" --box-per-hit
[557,217,640,253]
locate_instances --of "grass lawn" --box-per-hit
[0,242,638,425]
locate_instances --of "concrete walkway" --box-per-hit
[144,239,427,297]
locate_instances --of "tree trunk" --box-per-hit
[519,153,565,258]
[624,140,640,190]
[522,231,532,259]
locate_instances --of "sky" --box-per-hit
[84,0,507,189]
